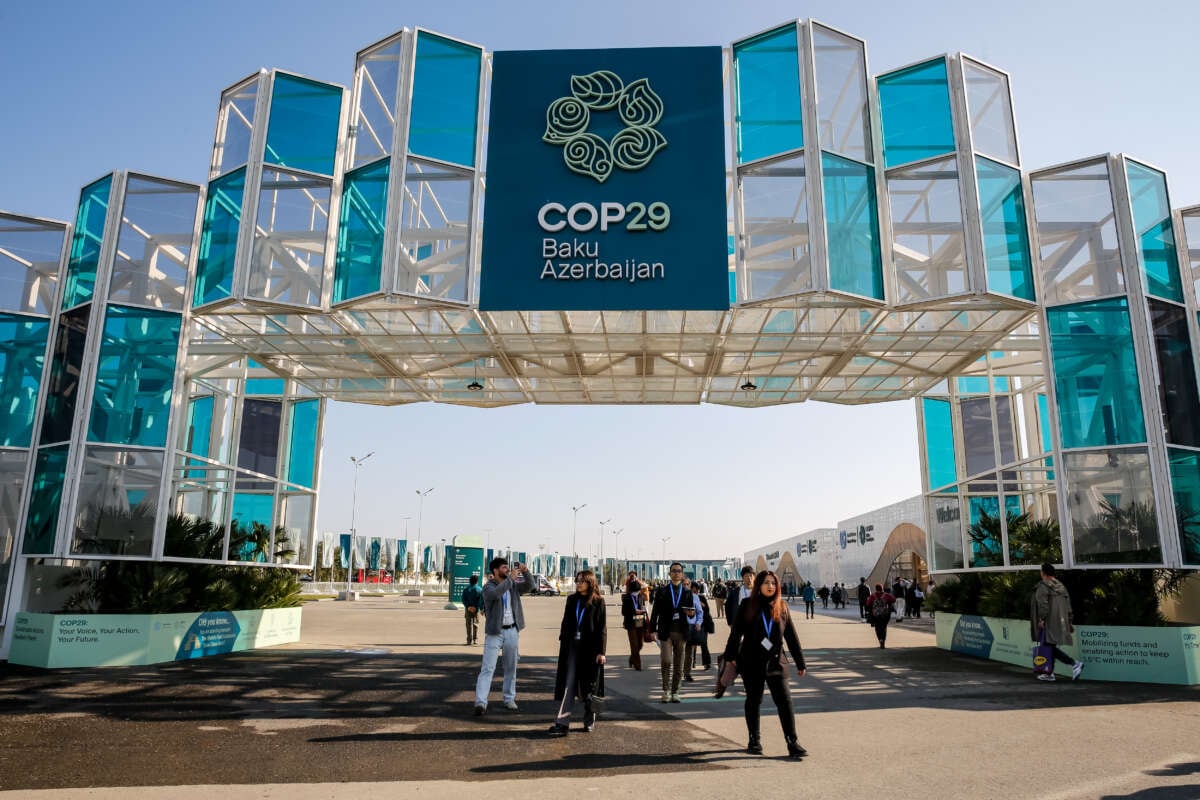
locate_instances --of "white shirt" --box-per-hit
[502,589,514,626]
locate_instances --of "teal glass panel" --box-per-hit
[23,445,67,554]
[0,314,50,447]
[40,305,90,445]
[334,158,388,302]
[264,73,343,176]
[62,175,112,310]
[957,376,990,395]
[823,153,883,299]
[194,168,245,308]
[976,156,1034,300]
[245,358,285,396]
[968,495,1003,567]
[1037,394,1052,453]
[922,397,957,490]
[231,492,274,561]
[877,59,954,169]
[88,305,182,448]
[287,399,319,488]
[1126,161,1183,302]
[1047,298,1145,449]
[409,32,481,167]
[734,25,803,163]
[185,395,213,479]
[728,269,737,305]
[1168,447,1200,564]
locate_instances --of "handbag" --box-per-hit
[715,656,738,698]
[642,624,656,643]
[1033,629,1055,676]
[633,612,645,628]
[586,663,606,711]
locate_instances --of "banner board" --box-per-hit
[448,534,486,606]
[480,46,728,311]
[9,608,302,669]
[936,613,1200,685]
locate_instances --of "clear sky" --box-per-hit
[3,0,1198,562]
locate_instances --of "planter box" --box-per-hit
[935,612,1200,686]
[7,607,302,669]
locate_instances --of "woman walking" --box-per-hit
[621,577,648,670]
[722,570,807,759]
[549,570,607,736]
[865,582,897,648]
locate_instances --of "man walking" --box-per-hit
[474,558,534,714]
[461,574,483,645]
[724,566,756,627]
[856,577,871,621]
[1030,563,1084,682]
[650,562,695,703]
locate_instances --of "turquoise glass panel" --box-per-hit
[734,25,803,163]
[968,495,1003,567]
[334,158,388,302]
[728,270,737,305]
[1168,447,1200,564]
[823,153,883,299]
[23,445,67,553]
[264,73,343,176]
[287,398,319,488]
[957,376,990,395]
[878,59,955,169]
[409,32,481,167]
[1047,297,1146,448]
[1126,161,1183,302]
[0,314,50,447]
[976,156,1034,300]
[922,397,957,490]
[1037,393,1052,453]
[62,175,112,310]
[88,305,182,447]
[194,168,245,308]
[231,492,274,560]
[185,395,213,479]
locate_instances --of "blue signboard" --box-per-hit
[480,47,728,311]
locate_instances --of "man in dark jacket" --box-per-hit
[856,577,870,621]
[1030,563,1084,681]
[724,566,756,627]
[649,562,695,703]
[461,574,483,645]
[473,558,533,714]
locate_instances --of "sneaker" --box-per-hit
[1037,673,1057,682]
[547,723,569,737]
[669,693,681,703]
[661,692,670,703]
[1072,662,1084,680]
[683,675,695,682]
[473,704,486,716]
[502,700,519,711]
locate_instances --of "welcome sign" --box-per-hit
[480,47,728,311]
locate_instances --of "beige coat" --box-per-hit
[1029,577,1073,646]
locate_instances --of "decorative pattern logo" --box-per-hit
[543,70,667,183]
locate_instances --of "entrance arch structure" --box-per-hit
[2,19,1199,656]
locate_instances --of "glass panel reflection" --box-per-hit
[928,494,964,570]
[62,175,112,310]
[264,73,342,176]
[877,59,954,169]
[977,156,1034,300]
[922,397,957,489]
[109,177,199,311]
[1168,447,1200,565]
[23,445,67,554]
[71,446,164,557]
[740,155,810,299]
[194,168,245,308]
[1148,298,1200,447]
[353,39,403,168]
[40,305,90,446]
[1064,448,1161,564]
[249,168,331,308]
[887,157,966,302]
[963,61,1018,164]
[812,25,870,162]
[0,314,50,447]
[1125,161,1183,302]
[824,153,882,299]
[0,450,27,611]
[335,158,388,302]
[213,79,258,177]
[398,158,471,301]
[0,215,64,316]
[733,25,803,164]
[409,31,482,167]
[287,398,319,488]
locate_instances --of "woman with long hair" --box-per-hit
[621,575,648,670]
[549,570,607,736]
[721,570,807,758]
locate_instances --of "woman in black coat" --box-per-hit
[722,569,807,759]
[549,570,607,736]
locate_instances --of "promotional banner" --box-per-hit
[936,613,1200,685]
[448,536,486,607]
[339,534,351,568]
[320,532,335,568]
[480,46,728,311]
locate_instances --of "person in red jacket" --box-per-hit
[864,583,897,649]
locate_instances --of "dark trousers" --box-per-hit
[742,670,797,741]
[626,627,644,669]
[804,601,815,618]
[872,617,890,644]
[859,599,868,619]
[1049,645,1076,666]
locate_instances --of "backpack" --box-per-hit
[712,582,727,599]
[870,594,890,619]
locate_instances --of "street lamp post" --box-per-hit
[612,528,624,590]
[343,451,375,599]
[661,535,671,567]
[398,516,411,583]
[415,486,434,559]
[598,518,611,590]
[571,503,587,576]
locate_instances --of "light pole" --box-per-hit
[344,450,375,597]
[598,518,611,588]
[398,516,411,582]
[661,535,671,567]
[612,528,624,590]
[571,503,587,576]
[415,487,434,560]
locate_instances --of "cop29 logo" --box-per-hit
[543,70,668,183]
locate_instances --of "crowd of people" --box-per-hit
[463,557,1083,759]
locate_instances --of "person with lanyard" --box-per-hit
[473,557,533,715]
[724,565,756,627]
[621,575,648,670]
[649,561,695,703]
[722,569,807,759]
[548,570,608,736]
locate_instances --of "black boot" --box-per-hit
[747,733,763,755]
[786,737,807,758]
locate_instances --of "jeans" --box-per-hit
[659,631,687,693]
[475,626,519,707]
[464,610,479,644]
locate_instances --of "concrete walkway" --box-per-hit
[1,595,1196,799]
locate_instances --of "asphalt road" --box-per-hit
[0,595,1196,799]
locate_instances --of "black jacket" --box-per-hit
[722,601,806,677]
[621,589,648,630]
[554,593,607,702]
[650,583,694,637]
[724,583,753,626]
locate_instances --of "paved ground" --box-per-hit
[0,596,1197,799]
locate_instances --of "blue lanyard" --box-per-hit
[575,601,586,630]
[670,583,682,608]
[761,613,774,639]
